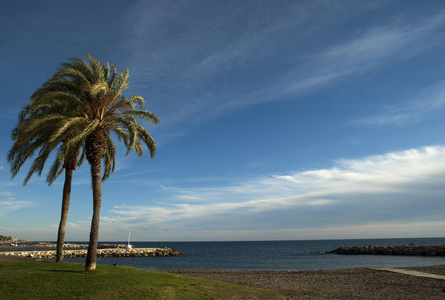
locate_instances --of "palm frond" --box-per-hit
[102,136,116,181]
[111,115,138,152]
[78,147,86,166]
[123,110,159,124]
[126,95,145,108]
[46,145,65,185]
[66,119,101,150]
[57,67,91,88]
[48,117,87,143]
[135,124,157,158]
[23,144,53,185]
[8,136,48,178]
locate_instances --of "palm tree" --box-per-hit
[17,54,159,271]
[8,100,85,263]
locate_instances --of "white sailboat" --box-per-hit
[125,232,133,249]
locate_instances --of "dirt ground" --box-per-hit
[167,265,445,299]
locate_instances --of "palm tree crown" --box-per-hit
[13,54,158,179]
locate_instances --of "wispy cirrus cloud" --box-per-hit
[286,10,445,95]
[123,3,445,142]
[0,191,32,217]
[70,145,445,240]
[354,81,445,126]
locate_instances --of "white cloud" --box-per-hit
[0,191,32,217]
[0,191,15,198]
[84,145,445,240]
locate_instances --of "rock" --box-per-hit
[1,247,184,258]
[329,244,445,256]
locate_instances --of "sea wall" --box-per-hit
[0,248,183,259]
[29,243,125,249]
[329,244,445,256]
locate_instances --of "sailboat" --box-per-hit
[125,232,133,249]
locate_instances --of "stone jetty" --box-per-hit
[0,248,183,259]
[329,244,445,256]
[24,243,125,249]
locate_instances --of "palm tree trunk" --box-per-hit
[85,160,102,272]
[56,168,74,262]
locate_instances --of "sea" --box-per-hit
[52,237,445,271]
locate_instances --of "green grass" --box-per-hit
[0,261,278,299]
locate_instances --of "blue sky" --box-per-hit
[1,0,445,242]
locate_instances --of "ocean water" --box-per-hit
[56,237,445,271]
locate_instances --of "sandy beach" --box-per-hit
[167,266,445,299]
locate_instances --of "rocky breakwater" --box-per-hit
[30,242,125,249]
[0,248,183,259]
[329,244,445,256]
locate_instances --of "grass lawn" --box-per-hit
[0,260,277,299]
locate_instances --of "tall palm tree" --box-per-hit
[8,100,85,263]
[18,54,159,271]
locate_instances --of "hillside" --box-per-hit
[0,235,19,243]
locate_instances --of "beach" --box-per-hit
[167,266,445,299]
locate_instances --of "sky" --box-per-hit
[1,0,445,242]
